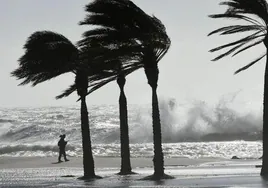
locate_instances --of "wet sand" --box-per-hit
[0,156,265,187]
[0,156,225,169]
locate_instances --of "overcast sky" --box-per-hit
[0,0,265,112]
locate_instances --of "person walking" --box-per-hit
[58,134,69,162]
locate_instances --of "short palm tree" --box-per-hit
[208,0,268,176]
[11,31,101,179]
[79,0,173,179]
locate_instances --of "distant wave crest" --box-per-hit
[0,119,14,123]
[0,144,76,155]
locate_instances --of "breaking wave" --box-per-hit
[128,98,262,143]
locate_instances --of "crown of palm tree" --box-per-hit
[141,16,171,67]
[12,0,171,101]
[11,31,79,86]
[79,0,170,50]
[208,0,268,74]
[11,30,138,100]
[79,0,170,69]
[73,0,170,99]
[56,41,144,100]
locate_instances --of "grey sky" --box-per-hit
[0,0,265,112]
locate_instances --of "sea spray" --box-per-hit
[130,97,262,143]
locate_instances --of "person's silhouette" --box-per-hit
[58,134,69,162]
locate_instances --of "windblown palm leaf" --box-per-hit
[78,0,168,48]
[80,0,152,31]
[12,30,136,100]
[57,47,143,99]
[87,62,143,94]
[11,31,79,86]
[208,0,268,74]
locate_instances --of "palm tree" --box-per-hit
[79,0,173,179]
[78,0,145,175]
[11,31,101,179]
[208,0,268,176]
[87,48,143,176]
[39,33,144,176]
[141,17,172,180]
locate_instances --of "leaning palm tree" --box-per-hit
[11,31,102,179]
[79,0,173,179]
[208,0,268,176]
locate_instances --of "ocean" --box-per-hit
[0,98,263,159]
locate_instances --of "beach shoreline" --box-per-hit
[0,156,265,187]
[0,156,233,169]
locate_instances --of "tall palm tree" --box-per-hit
[11,31,101,179]
[208,0,268,176]
[57,34,143,175]
[59,47,143,175]
[79,0,173,179]
[78,0,146,175]
[141,17,172,180]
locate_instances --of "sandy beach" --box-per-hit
[0,156,265,187]
[0,156,225,169]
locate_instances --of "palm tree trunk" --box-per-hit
[80,96,96,178]
[151,86,165,177]
[144,64,169,179]
[261,47,268,176]
[143,60,174,180]
[117,75,132,175]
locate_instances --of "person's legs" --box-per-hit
[58,150,63,162]
[63,150,69,161]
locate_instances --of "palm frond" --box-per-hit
[209,13,264,25]
[210,30,264,52]
[208,0,268,71]
[56,83,76,99]
[232,39,264,56]
[224,0,268,24]
[80,14,121,30]
[141,15,171,65]
[211,0,268,24]
[208,25,265,36]
[209,30,265,61]
[80,0,163,43]
[78,32,138,49]
[87,76,118,95]
[80,0,151,32]
[211,42,248,61]
[211,35,265,61]
[234,53,266,74]
[79,0,170,93]
[11,31,79,86]
[82,62,144,101]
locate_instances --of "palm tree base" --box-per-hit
[77,175,102,180]
[117,171,137,175]
[142,173,175,180]
[261,167,268,177]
